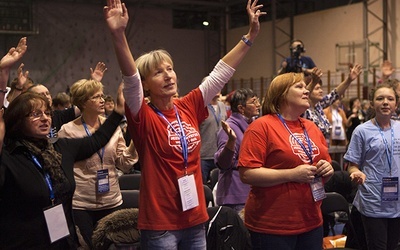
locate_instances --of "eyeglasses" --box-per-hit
[246,98,260,106]
[90,94,106,102]
[27,110,52,120]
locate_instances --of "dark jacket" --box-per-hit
[0,111,123,250]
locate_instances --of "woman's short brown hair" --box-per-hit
[262,72,304,115]
[69,79,103,111]
[4,92,51,140]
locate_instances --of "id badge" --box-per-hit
[310,177,326,202]
[97,169,110,194]
[334,126,341,136]
[43,204,70,243]
[382,177,398,201]
[177,174,199,211]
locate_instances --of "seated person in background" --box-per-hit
[52,92,72,110]
[214,88,260,213]
[58,78,138,248]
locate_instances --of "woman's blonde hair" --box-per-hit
[70,79,103,111]
[136,49,174,81]
[262,72,304,115]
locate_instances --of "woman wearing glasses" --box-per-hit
[57,79,138,248]
[214,88,260,214]
[0,91,125,249]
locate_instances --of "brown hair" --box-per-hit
[262,72,304,115]
[69,79,103,111]
[4,92,51,140]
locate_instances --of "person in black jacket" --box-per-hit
[0,92,124,249]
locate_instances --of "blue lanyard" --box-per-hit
[81,117,105,167]
[30,154,55,205]
[149,103,189,169]
[277,114,313,164]
[375,119,394,175]
[207,104,221,127]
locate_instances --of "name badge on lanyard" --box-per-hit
[375,119,397,201]
[43,204,70,243]
[81,117,109,194]
[97,169,110,193]
[178,174,199,211]
[29,154,70,242]
[310,177,326,201]
[382,177,398,201]
[150,103,199,211]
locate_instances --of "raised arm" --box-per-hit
[221,0,266,68]
[103,0,136,76]
[90,62,107,82]
[305,67,322,91]
[200,0,266,105]
[104,0,142,117]
[335,63,363,96]
[215,120,237,170]
[0,37,27,105]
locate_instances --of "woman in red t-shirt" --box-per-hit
[238,72,334,250]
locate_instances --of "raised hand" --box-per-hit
[90,62,107,82]
[381,60,395,79]
[17,63,29,89]
[221,120,236,141]
[349,63,362,81]
[246,0,267,38]
[0,37,27,70]
[103,0,129,34]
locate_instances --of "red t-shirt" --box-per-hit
[125,88,209,230]
[238,114,331,235]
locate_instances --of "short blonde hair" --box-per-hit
[136,49,174,81]
[262,72,304,115]
[70,79,103,111]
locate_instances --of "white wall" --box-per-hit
[226,0,399,99]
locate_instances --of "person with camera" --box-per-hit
[278,39,316,75]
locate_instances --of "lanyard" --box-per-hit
[30,154,55,205]
[277,114,313,164]
[331,108,340,124]
[375,118,394,175]
[149,103,189,170]
[81,117,105,167]
[207,104,221,127]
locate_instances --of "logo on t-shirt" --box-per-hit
[167,120,201,152]
[289,132,320,163]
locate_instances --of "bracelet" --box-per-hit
[14,86,23,91]
[0,89,8,94]
[241,36,253,47]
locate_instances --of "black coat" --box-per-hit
[0,111,123,250]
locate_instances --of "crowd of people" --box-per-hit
[0,0,399,249]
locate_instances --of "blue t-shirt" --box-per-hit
[282,56,316,73]
[344,120,400,218]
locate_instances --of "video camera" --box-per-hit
[291,44,305,58]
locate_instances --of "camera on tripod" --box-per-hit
[291,44,305,58]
